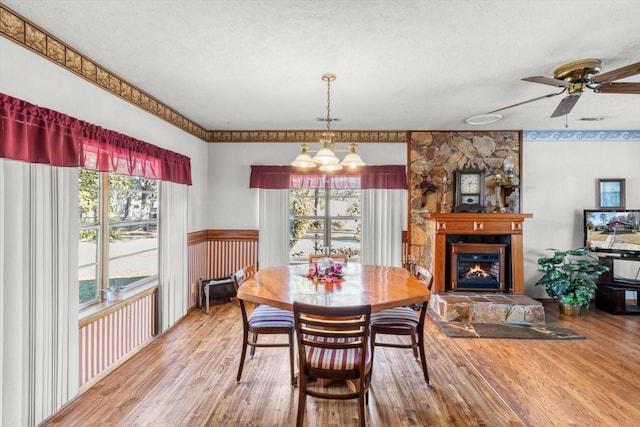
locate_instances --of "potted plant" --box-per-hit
[535,247,609,315]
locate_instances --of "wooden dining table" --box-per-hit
[236,264,430,312]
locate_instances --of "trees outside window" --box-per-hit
[289,188,360,264]
[79,169,159,305]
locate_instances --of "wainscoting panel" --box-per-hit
[79,289,157,388]
[188,241,209,308]
[207,239,258,277]
[187,230,259,309]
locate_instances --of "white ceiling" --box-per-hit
[3,0,640,132]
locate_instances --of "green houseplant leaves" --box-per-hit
[535,247,609,309]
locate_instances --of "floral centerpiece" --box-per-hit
[305,262,344,282]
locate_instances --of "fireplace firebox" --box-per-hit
[450,243,506,291]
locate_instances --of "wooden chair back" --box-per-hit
[308,253,348,265]
[416,266,433,290]
[233,265,256,290]
[232,265,295,385]
[370,267,433,385]
[293,301,371,427]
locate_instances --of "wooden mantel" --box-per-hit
[420,212,533,294]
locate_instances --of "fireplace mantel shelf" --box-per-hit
[420,212,533,293]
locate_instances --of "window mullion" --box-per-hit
[324,189,331,248]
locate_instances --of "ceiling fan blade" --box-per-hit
[592,62,640,83]
[550,93,581,118]
[522,76,574,88]
[487,90,565,114]
[596,82,640,94]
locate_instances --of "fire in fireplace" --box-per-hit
[450,243,506,291]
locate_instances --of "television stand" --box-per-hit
[596,256,640,315]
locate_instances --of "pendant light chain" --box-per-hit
[326,75,331,133]
[291,72,364,169]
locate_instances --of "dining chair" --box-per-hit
[293,301,372,427]
[370,267,433,385]
[233,265,296,386]
[308,252,348,265]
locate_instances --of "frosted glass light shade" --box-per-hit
[340,152,366,168]
[313,147,339,164]
[291,152,317,168]
[319,162,343,171]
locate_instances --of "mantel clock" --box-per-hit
[453,168,485,212]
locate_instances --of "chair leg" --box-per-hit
[417,331,431,386]
[288,330,296,386]
[358,383,366,427]
[410,332,419,360]
[370,329,377,383]
[296,374,307,427]
[249,332,258,358]
[237,329,249,384]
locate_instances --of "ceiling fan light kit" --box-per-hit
[487,58,640,118]
[291,73,365,171]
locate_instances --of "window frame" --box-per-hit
[289,187,361,263]
[79,170,159,307]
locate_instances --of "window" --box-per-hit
[79,169,159,305]
[289,188,360,263]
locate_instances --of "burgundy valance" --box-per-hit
[249,165,407,189]
[1,93,192,185]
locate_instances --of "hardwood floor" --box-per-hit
[42,301,640,426]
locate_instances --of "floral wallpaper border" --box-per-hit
[524,130,640,142]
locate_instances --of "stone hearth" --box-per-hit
[428,292,545,325]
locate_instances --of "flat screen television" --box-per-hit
[583,209,640,257]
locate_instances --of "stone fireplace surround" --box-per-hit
[407,132,542,324]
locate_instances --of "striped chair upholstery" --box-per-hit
[294,302,372,427]
[247,306,294,329]
[371,306,419,330]
[303,335,371,370]
[370,268,433,385]
[233,266,296,386]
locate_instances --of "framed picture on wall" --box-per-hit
[598,178,625,209]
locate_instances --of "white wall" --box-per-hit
[523,140,640,297]
[208,137,640,297]
[207,142,407,229]
[0,38,209,232]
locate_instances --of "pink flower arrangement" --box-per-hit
[305,262,344,282]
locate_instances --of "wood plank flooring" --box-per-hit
[41,301,640,426]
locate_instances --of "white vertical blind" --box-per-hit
[159,181,189,332]
[361,189,405,266]
[0,159,79,426]
[258,189,290,268]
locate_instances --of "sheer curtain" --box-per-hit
[158,181,189,332]
[258,189,290,268]
[250,165,407,267]
[361,189,405,266]
[0,159,79,426]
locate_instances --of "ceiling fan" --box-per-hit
[488,58,640,118]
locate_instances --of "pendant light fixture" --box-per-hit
[291,73,365,170]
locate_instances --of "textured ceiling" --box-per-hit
[2,0,640,132]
